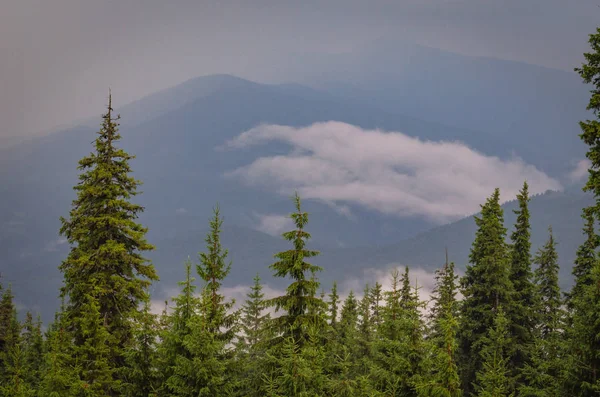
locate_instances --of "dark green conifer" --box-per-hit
[0,284,19,386]
[328,281,340,329]
[519,227,565,396]
[458,188,514,395]
[429,255,459,346]
[159,260,199,395]
[58,94,158,388]
[473,308,513,397]
[370,282,384,332]
[267,192,327,345]
[507,182,536,390]
[169,207,238,396]
[565,209,598,308]
[20,312,44,391]
[39,301,79,396]
[236,274,271,396]
[123,300,160,397]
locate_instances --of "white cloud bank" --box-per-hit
[569,159,591,183]
[149,264,458,319]
[254,212,294,236]
[224,122,562,222]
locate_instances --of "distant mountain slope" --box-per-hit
[275,40,590,177]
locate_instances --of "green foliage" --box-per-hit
[473,308,513,397]
[267,193,327,345]
[39,304,79,397]
[158,259,200,395]
[327,281,340,329]
[418,310,462,397]
[429,258,459,347]
[507,182,536,388]
[459,188,514,395]
[58,95,158,389]
[20,312,44,391]
[236,274,271,396]
[519,227,566,396]
[122,301,160,397]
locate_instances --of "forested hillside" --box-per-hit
[3,20,600,397]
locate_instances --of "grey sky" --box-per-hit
[3,0,599,140]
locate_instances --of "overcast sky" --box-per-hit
[3,0,599,139]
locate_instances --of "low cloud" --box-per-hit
[224,122,562,222]
[149,264,459,319]
[569,159,591,183]
[44,238,68,252]
[254,212,294,236]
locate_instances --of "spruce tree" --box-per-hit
[565,209,598,308]
[58,94,158,389]
[371,269,413,396]
[507,182,536,390]
[370,282,384,332]
[339,291,359,349]
[123,300,160,397]
[400,266,412,310]
[563,214,600,395]
[73,292,115,395]
[20,312,44,391]
[566,27,600,394]
[0,284,19,386]
[236,274,271,396]
[39,301,79,396]
[458,188,514,395]
[519,227,565,396]
[328,282,340,329]
[418,307,462,397]
[267,192,327,345]
[356,284,373,374]
[196,205,236,337]
[263,325,327,397]
[473,308,513,397]
[169,207,238,396]
[429,256,459,346]
[159,260,200,395]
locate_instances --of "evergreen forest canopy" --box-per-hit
[2,30,600,397]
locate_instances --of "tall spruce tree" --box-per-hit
[418,304,462,397]
[565,209,598,308]
[371,269,411,396]
[20,312,44,392]
[566,29,600,394]
[123,300,160,397]
[267,192,327,345]
[39,300,79,396]
[328,282,340,329]
[519,227,565,397]
[196,206,237,337]
[0,283,19,386]
[236,274,271,397]
[58,94,158,390]
[356,284,373,374]
[473,308,513,397]
[458,188,514,396]
[370,282,384,333]
[429,255,459,346]
[159,260,200,395]
[507,182,535,389]
[169,206,238,396]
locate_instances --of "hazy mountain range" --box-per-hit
[0,41,594,321]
